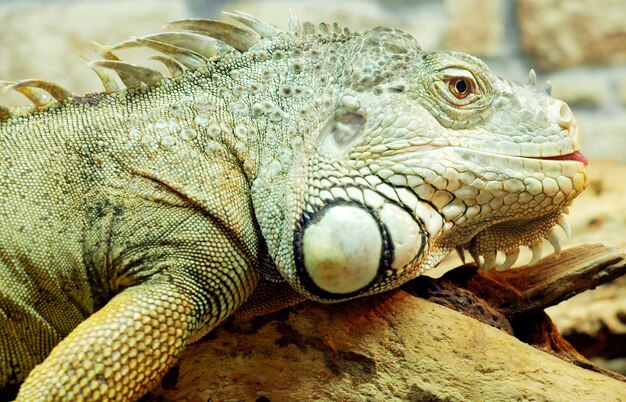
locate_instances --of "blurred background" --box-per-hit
[0,0,624,373]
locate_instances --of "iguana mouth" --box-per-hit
[535,151,588,165]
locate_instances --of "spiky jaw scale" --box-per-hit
[456,209,573,272]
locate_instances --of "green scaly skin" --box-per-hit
[0,16,587,401]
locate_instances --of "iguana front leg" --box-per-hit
[14,213,260,401]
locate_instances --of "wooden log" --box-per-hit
[146,244,626,401]
[404,243,626,381]
[479,244,625,315]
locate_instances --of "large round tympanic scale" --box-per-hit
[302,205,382,294]
[379,203,422,271]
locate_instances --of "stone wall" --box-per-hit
[1,0,624,162]
[0,1,188,106]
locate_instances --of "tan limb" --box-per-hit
[15,209,260,401]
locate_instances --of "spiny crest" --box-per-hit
[526,68,552,96]
[0,11,350,122]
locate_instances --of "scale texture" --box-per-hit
[0,12,588,401]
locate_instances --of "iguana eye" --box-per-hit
[449,77,472,99]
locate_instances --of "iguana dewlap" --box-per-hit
[0,12,588,401]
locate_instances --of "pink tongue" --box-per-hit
[542,151,589,165]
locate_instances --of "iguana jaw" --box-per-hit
[421,144,588,270]
[287,115,589,298]
[289,143,589,300]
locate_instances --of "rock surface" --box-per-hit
[0,0,186,108]
[517,0,626,70]
[146,291,626,402]
[444,0,503,56]
[547,274,626,373]
[226,0,448,51]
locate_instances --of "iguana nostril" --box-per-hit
[557,101,574,129]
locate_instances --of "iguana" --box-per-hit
[0,11,588,401]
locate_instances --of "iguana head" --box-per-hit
[246,24,588,302]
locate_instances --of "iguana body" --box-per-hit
[0,13,588,401]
